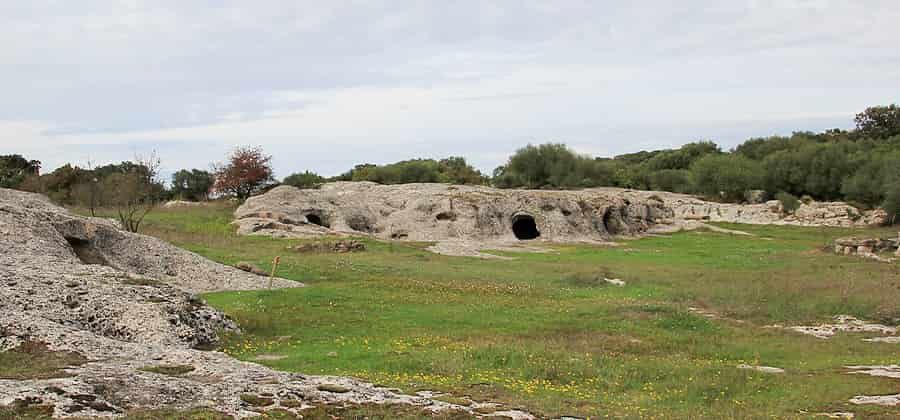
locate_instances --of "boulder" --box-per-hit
[234,183,669,242]
[235,184,887,244]
[0,188,512,418]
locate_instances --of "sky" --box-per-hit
[2,1,899,179]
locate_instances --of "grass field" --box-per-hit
[135,204,899,418]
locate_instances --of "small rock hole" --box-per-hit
[65,237,108,265]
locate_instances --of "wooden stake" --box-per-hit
[269,256,281,290]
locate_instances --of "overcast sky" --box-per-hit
[2,1,899,178]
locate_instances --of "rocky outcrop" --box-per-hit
[640,191,886,227]
[234,182,670,242]
[234,183,886,245]
[0,188,525,418]
[832,235,899,263]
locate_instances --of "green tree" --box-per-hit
[855,104,900,139]
[691,154,764,202]
[494,143,610,189]
[883,182,900,225]
[775,192,801,214]
[171,169,214,201]
[283,171,325,189]
[0,154,41,189]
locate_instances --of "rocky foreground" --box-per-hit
[0,188,529,418]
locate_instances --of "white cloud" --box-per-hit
[0,1,898,177]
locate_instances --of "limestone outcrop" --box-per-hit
[636,191,886,227]
[0,188,527,418]
[234,182,670,242]
[233,183,886,245]
[831,235,899,263]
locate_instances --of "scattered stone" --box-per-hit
[849,394,900,407]
[288,240,366,254]
[162,200,207,208]
[833,236,899,263]
[737,364,784,374]
[815,413,854,419]
[234,262,268,277]
[845,365,900,379]
[786,315,897,340]
[863,336,900,344]
[604,278,626,286]
[253,354,288,361]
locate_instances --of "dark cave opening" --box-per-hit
[306,213,328,227]
[65,237,108,265]
[512,214,540,240]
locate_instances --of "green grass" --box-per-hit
[0,341,87,380]
[124,205,899,418]
[138,364,196,376]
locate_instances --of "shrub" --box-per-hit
[775,192,801,214]
[283,171,324,189]
[883,181,900,225]
[690,154,764,202]
[493,143,612,189]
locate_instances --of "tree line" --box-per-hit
[1,104,898,226]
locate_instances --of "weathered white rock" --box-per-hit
[846,365,900,379]
[234,184,885,249]
[849,394,900,407]
[0,188,533,418]
[604,278,626,286]
[787,315,897,340]
[234,183,669,243]
[737,364,785,374]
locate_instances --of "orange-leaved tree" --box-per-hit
[213,146,275,201]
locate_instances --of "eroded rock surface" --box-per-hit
[0,188,530,418]
[234,184,885,249]
[234,183,670,243]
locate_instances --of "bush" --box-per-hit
[648,169,693,193]
[775,192,801,214]
[690,154,764,202]
[335,157,487,185]
[170,169,213,201]
[283,171,324,189]
[493,143,612,189]
[0,155,41,189]
[883,180,900,225]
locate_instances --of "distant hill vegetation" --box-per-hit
[2,104,899,224]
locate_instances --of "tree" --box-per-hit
[436,157,489,185]
[775,192,801,214]
[213,146,275,200]
[104,153,163,232]
[691,154,764,202]
[283,171,325,189]
[855,104,900,139]
[171,169,214,201]
[493,143,611,189]
[883,182,900,225]
[644,141,720,171]
[0,154,41,188]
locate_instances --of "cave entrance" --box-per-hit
[512,214,540,240]
[306,213,327,227]
[65,237,108,265]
